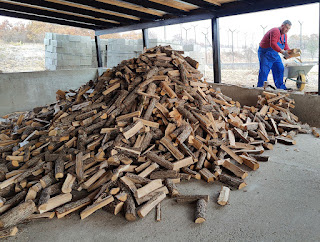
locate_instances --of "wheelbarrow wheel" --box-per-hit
[296,74,306,91]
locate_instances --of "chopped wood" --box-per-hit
[0,45,316,234]
[135,186,169,206]
[219,173,247,190]
[175,195,209,203]
[156,203,161,222]
[172,157,194,170]
[38,193,72,214]
[137,192,166,218]
[217,186,230,206]
[181,167,201,180]
[311,128,319,138]
[160,137,184,160]
[194,198,207,224]
[123,121,144,140]
[276,136,296,145]
[239,155,260,170]
[199,168,215,183]
[56,197,91,219]
[164,178,179,197]
[61,173,76,193]
[220,144,243,164]
[138,162,159,178]
[251,155,269,162]
[220,159,248,179]
[0,226,18,238]
[80,195,114,220]
[146,152,174,170]
[150,170,178,180]
[135,179,163,199]
[0,200,36,228]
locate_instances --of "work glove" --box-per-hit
[282,50,290,59]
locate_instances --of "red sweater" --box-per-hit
[259,27,290,52]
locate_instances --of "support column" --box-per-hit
[142,28,149,49]
[211,17,221,83]
[95,35,102,68]
[318,3,320,95]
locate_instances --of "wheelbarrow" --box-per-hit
[284,64,314,91]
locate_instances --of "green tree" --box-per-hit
[305,34,319,60]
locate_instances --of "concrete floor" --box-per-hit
[6,133,320,242]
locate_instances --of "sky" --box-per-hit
[147,2,319,48]
[0,2,319,48]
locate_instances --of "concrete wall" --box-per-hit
[210,83,320,127]
[0,68,98,115]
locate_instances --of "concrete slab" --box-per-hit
[210,83,320,127]
[5,133,320,242]
[0,69,98,115]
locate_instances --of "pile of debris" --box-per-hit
[0,45,317,238]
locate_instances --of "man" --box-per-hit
[257,20,292,89]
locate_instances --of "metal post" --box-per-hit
[229,29,235,63]
[318,4,320,95]
[298,20,303,61]
[212,17,221,84]
[142,28,149,49]
[260,25,267,35]
[192,24,198,44]
[94,35,102,68]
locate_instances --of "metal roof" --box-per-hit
[0,0,318,34]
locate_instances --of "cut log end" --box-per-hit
[0,226,18,238]
[194,198,207,224]
[194,217,206,224]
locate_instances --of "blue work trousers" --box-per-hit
[257,47,287,89]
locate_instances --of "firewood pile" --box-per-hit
[0,45,317,238]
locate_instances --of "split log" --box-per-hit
[80,195,114,220]
[156,203,161,222]
[160,137,184,160]
[175,195,209,203]
[146,152,174,170]
[181,167,201,180]
[56,197,91,219]
[38,193,72,214]
[0,200,36,228]
[219,173,247,190]
[164,178,179,197]
[172,157,194,170]
[135,186,168,205]
[220,159,248,179]
[0,191,26,214]
[135,179,163,199]
[251,155,269,162]
[124,193,136,221]
[239,155,260,170]
[137,192,166,218]
[55,155,65,179]
[196,151,206,170]
[61,173,76,193]
[0,226,18,238]
[150,170,178,180]
[125,173,151,184]
[220,144,243,164]
[217,186,230,206]
[138,162,159,178]
[38,183,62,206]
[199,168,215,183]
